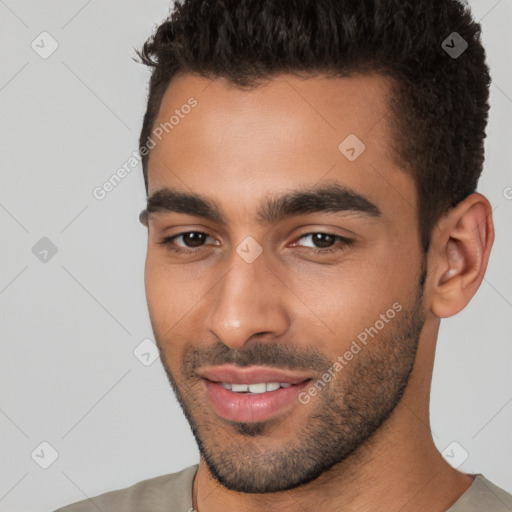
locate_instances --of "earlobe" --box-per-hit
[429,194,494,318]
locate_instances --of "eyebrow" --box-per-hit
[141,182,381,226]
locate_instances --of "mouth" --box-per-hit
[219,381,295,394]
[198,365,313,423]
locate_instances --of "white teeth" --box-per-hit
[248,383,267,394]
[231,383,249,392]
[221,382,293,394]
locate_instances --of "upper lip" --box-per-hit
[198,365,312,385]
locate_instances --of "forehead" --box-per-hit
[146,72,416,226]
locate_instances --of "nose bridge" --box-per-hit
[205,247,288,349]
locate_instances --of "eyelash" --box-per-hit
[157,231,354,255]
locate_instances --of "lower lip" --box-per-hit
[203,379,311,423]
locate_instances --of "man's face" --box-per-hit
[144,73,428,492]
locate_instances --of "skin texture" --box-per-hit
[142,73,494,511]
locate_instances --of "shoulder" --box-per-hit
[52,464,198,512]
[448,475,512,511]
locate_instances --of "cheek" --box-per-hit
[144,258,189,367]
[294,253,415,350]
[143,252,213,338]
[144,253,182,335]
[144,253,165,310]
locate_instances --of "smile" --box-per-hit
[197,365,313,422]
[221,382,294,394]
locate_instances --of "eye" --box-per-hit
[157,231,218,254]
[292,232,354,254]
[157,231,354,256]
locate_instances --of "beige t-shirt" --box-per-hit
[53,465,512,512]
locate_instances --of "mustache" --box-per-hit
[180,340,331,379]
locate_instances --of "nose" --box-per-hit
[204,248,290,350]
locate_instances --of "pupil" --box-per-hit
[314,233,334,248]
[185,232,205,247]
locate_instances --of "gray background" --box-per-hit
[0,1,511,511]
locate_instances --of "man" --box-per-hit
[55,0,512,510]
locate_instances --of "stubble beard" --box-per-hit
[156,269,427,493]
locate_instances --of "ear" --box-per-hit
[428,193,494,318]
[139,209,148,227]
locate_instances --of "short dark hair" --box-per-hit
[137,0,491,252]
